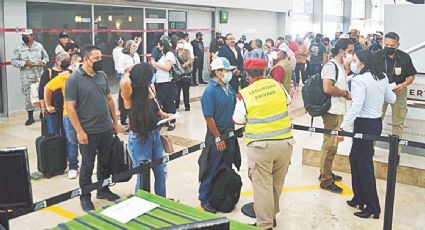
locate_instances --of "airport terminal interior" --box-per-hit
[1,0,425,230]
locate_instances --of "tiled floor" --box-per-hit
[1,85,425,230]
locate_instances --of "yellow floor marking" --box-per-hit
[335,181,354,196]
[241,183,353,197]
[42,206,78,220]
[32,178,47,185]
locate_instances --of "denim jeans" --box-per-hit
[128,130,167,197]
[115,71,124,81]
[63,116,79,170]
[45,112,63,136]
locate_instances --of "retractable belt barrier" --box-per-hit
[8,124,425,230]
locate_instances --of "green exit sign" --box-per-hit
[220,11,229,24]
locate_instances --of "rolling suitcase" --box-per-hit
[35,113,67,178]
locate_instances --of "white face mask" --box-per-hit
[343,53,353,64]
[237,43,244,49]
[177,43,184,49]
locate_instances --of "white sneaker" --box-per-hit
[68,169,78,179]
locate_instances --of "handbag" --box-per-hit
[30,81,40,105]
[160,135,174,154]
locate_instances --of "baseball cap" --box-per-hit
[59,31,69,38]
[20,29,33,36]
[284,34,292,41]
[211,57,236,71]
[243,58,267,70]
[240,35,247,41]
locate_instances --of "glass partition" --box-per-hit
[27,2,92,63]
[94,6,144,83]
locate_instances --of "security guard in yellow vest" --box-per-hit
[233,58,295,230]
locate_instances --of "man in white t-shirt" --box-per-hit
[183,33,195,62]
[319,38,354,194]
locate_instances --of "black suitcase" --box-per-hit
[35,114,67,178]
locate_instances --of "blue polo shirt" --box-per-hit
[201,79,236,130]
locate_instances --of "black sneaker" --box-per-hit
[96,188,120,201]
[80,197,95,212]
[318,173,343,182]
[201,202,216,214]
[321,182,343,194]
[185,108,190,111]
[25,117,35,126]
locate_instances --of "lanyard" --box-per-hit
[384,58,397,75]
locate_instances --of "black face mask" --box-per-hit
[92,60,103,72]
[384,47,397,56]
[217,41,225,47]
[60,60,70,70]
[22,37,30,44]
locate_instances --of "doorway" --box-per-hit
[144,20,166,61]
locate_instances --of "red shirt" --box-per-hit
[289,41,299,53]
[270,66,285,84]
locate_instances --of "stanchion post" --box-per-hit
[140,160,151,192]
[383,135,400,230]
[0,209,9,230]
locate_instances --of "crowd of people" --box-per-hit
[10,26,417,230]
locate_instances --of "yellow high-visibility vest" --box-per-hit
[239,78,292,144]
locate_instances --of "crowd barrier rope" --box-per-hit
[3,124,425,230]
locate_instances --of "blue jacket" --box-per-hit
[218,45,244,73]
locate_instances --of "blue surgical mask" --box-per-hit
[350,62,361,74]
[223,72,233,84]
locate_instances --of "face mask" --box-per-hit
[22,37,30,44]
[92,60,103,73]
[343,53,353,64]
[237,43,244,49]
[199,37,203,41]
[223,72,233,84]
[177,43,184,49]
[350,62,361,74]
[60,60,70,70]
[384,47,397,56]
[218,41,225,47]
[270,51,278,60]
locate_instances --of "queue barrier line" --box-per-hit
[7,124,425,230]
[0,27,216,34]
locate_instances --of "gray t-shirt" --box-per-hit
[65,67,112,134]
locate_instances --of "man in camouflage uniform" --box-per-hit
[11,29,49,125]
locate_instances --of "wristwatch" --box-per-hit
[215,136,221,143]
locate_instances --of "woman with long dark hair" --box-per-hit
[150,37,177,130]
[120,63,171,197]
[337,50,396,219]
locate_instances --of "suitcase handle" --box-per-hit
[42,108,63,137]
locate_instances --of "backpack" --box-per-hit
[209,166,242,213]
[110,134,133,182]
[302,61,339,117]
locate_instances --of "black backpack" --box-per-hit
[110,134,133,182]
[302,61,339,117]
[210,166,242,213]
